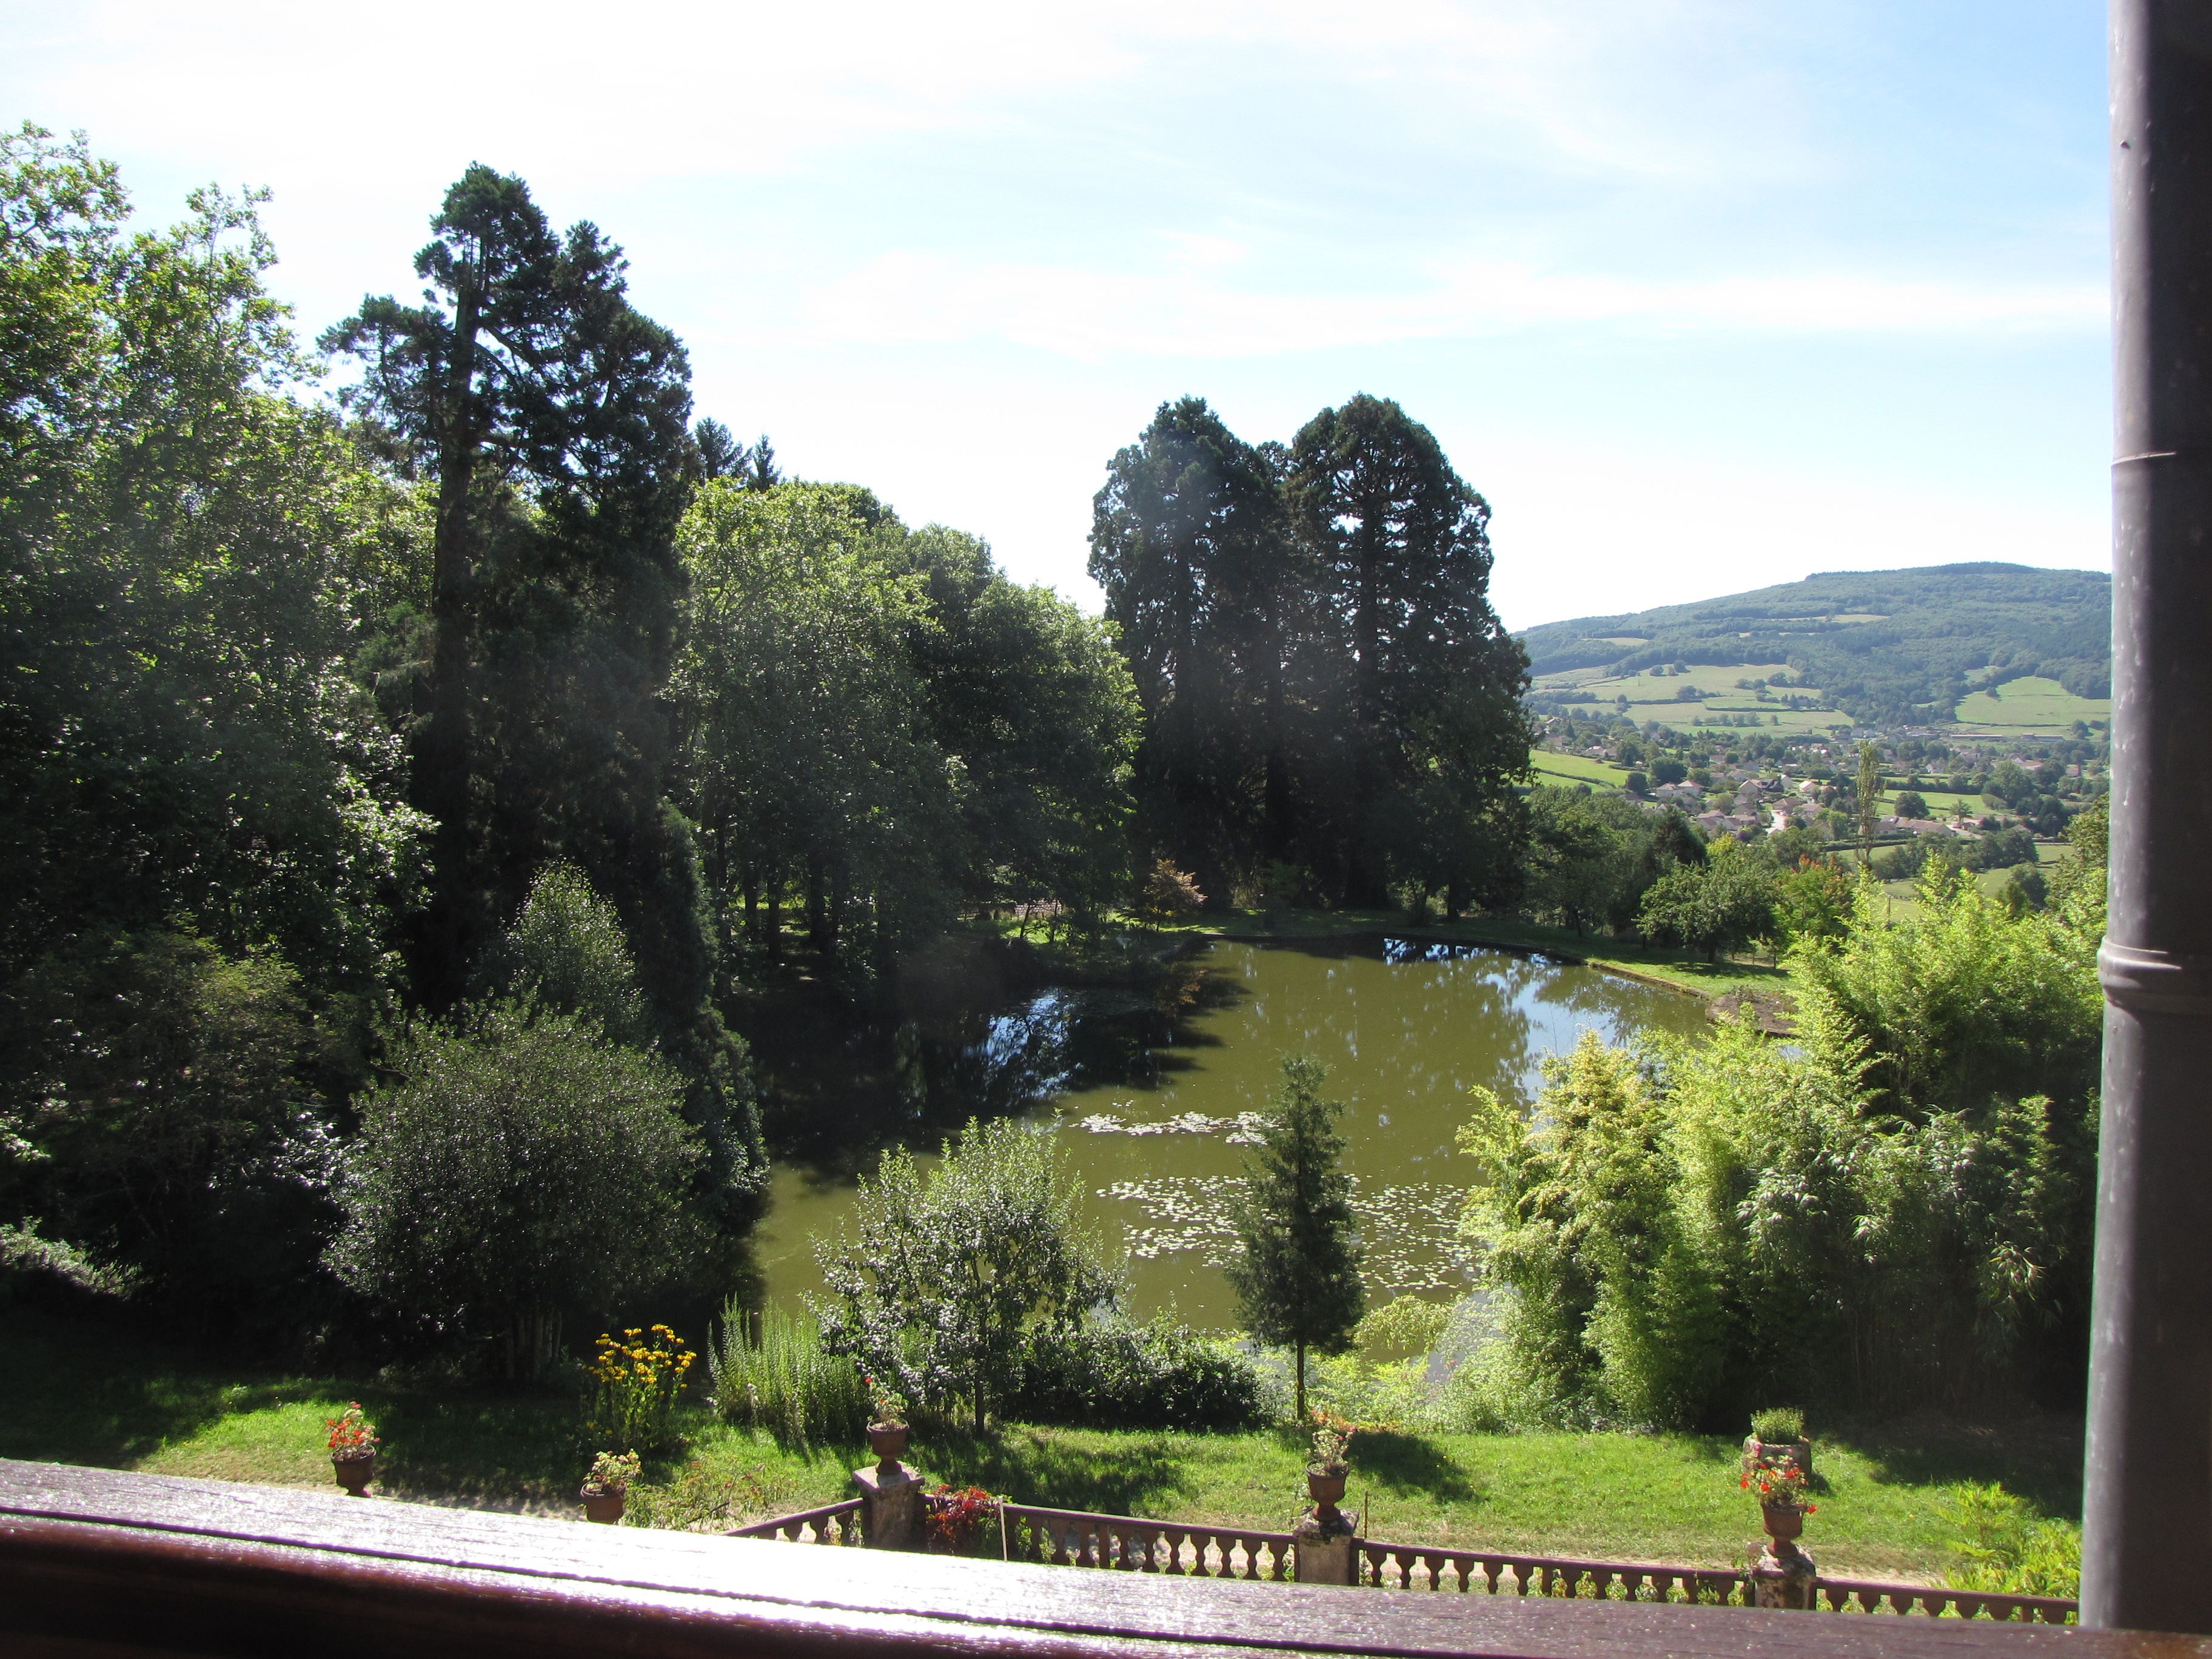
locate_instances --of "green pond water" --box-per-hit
[752,936,1708,1329]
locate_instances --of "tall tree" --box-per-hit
[1228,1054,1365,1421]
[1090,397,1295,901]
[694,417,742,480]
[326,166,760,1212]
[1287,395,1530,907]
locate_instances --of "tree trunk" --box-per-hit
[412,275,484,1016]
[1295,1338,1307,1424]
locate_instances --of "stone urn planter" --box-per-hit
[1761,1501,1806,1544]
[580,1485,627,1525]
[1744,1434,1814,1478]
[866,1423,910,1471]
[332,1452,375,1498]
[1307,1466,1349,1524]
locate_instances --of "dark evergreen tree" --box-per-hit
[745,434,782,490]
[1227,1054,1365,1421]
[1287,394,1531,908]
[1089,397,1295,901]
[694,417,743,480]
[325,165,762,1213]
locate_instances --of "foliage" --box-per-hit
[674,483,1138,970]
[1134,859,1206,923]
[1355,1296,1453,1359]
[867,1373,909,1426]
[1742,1461,1815,1511]
[1458,861,2105,1427]
[1634,837,1779,959]
[1750,1406,1806,1443]
[0,1221,138,1305]
[585,1449,641,1494]
[1522,788,1703,937]
[1943,1483,2081,1599]
[1002,1315,1266,1432]
[1771,859,1854,949]
[1227,1056,1365,1421]
[707,1301,869,1449]
[325,1402,377,1457]
[326,1005,701,1381]
[926,1483,1000,1552]
[816,1117,1116,1433]
[1091,395,1529,917]
[587,1324,695,1453]
[477,863,650,1046]
[1309,1412,1355,1472]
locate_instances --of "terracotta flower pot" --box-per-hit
[580,1486,626,1525]
[866,1423,910,1469]
[332,1452,375,1498]
[1307,1468,1348,1510]
[1761,1501,1805,1543]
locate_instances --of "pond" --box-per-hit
[749,936,1709,1329]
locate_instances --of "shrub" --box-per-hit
[1944,1483,2080,1599]
[326,1003,701,1380]
[709,1301,870,1449]
[1004,1316,1266,1431]
[477,862,652,1046]
[1134,859,1205,922]
[816,1116,1114,1431]
[0,1220,138,1306]
[1749,1405,1806,1443]
[1355,1295,1452,1359]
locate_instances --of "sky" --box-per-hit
[1,1,2110,629]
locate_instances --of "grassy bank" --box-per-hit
[1,1306,2069,1581]
[1144,907,1786,1000]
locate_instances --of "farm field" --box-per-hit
[0,1305,2077,1583]
[1534,662,1851,736]
[1952,677,2110,734]
[1529,748,1636,789]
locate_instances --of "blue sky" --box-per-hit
[4,1,2108,628]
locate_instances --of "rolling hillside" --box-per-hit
[1518,563,2110,727]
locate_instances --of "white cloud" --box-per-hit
[803,250,2103,360]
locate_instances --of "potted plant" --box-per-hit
[1744,1406,1812,1478]
[924,1484,999,1555]
[580,1450,640,1525]
[326,1402,378,1498]
[1743,1458,1818,1542]
[1306,1412,1355,1519]
[864,1374,909,1469]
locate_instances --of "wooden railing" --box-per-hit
[1352,1539,2078,1622]
[1005,1504,1296,1578]
[727,1496,863,1544]
[0,1459,2151,1658]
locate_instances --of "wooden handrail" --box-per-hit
[0,1460,2168,1658]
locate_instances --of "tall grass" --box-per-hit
[708,1301,869,1450]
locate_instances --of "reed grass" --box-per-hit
[706,1301,868,1450]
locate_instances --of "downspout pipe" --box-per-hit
[2084,0,2212,1632]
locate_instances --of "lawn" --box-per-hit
[1952,677,2111,734]
[0,1306,2074,1583]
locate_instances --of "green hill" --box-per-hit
[1518,563,2110,727]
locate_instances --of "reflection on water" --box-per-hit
[754,936,1708,1328]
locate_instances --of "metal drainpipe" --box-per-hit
[2084,0,2212,1632]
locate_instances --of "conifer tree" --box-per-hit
[1228,1054,1365,1420]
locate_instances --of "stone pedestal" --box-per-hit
[1293,1509,1361,1586]
[854,1461,924,1550]
[1750,1540,1816,1609]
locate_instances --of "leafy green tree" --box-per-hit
[1227,1055,1365,1420]
[1772,857,1855,948]
[475,862,649,1045]
[1856,742,1885,856]
[327,1003,700,1380]
[327,167,759,1212]
[0,128,424,1319]
[1894,790,1929,820]
[1635,839,1777,959]
[816,1117,1114,1432]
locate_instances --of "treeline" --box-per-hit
[0,134,1138,1358]
[1091,397,1531,914]
[1460,819,2110,1425]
